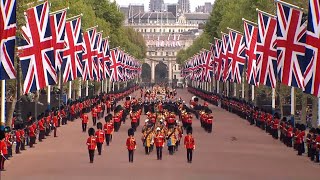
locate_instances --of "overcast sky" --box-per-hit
[115,0,215,12]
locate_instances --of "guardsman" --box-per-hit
[272,114,280,139]
[91,105,98,126]
[184,126,195,163]
[126,128,136,163]
[28,120,36,148]
[296,124,306,156]
[95,122,105,155]
[60,107,67,125]
[38,117,44,142]
[4,127,12,158]
[142,127,153,155]
[154,127,165,160]
[207,114,213,133]
[166,127,176,155]
[306,128,315,158]
[52,111,59,137]
[315,128,320,163]
[20,128,26,150]
[81,111,89,132]
[130,111,138,131]
[15,125,21,154]
[104,114,113,146]
[86,128,97,163]
[0,128,8,171]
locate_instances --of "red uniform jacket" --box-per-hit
[154,134,165,147]
[131,116,138,123]
[20,129,25,139]
[38,120,45,131]
[92,108,97,118]
[272,119,280,129]
[81,114,89,124]
[296,131,305,144]
[52,116,58,127]
[5,134,12,147]
[113,116,120,123]
[126,137,136,150]
[95,130,105,143]
[86,136,97,150]
[104,123,114,134]
[0,140,8,155]
[184,135,195,149]
[287,127,293,137]
[15,131,21,143]
[29,126,36,137]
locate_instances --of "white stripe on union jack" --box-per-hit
[202,50,214,82]
[109,48,123,82]
[62,17,83,82]
[228,29,246,84]
[243,21,258,86]
[214,38,223,82]
[0,0,16,80]
[256,11,277,88]
[18,1,57,94]
[96,32,103,81]
[101,37,110,79]
[304,0,320,97]
[276,2,307,90]
[221,33,230,82]
[50,9,66,72]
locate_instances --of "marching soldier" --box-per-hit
[81,111,89,132]
[91,105,98,126]
[95,122,105,155]
[104,114,114,146]
[4,127,12,158]
[184,126,195,163]
[15,125,22,154]
[28,120,36,148]
[0,128,8,171]
[126,128,136,163]
[154,127,165,160]
[20,128,26,150]
[52,111,59,137]
[86,128,97,163]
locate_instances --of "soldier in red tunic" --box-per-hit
[126,128,136,163]
[15,124,22,154]
[154,127,165,160]
[95,122,105,155]
[81,110,89,132]
[52,111,59,137]
[91,106,98,126]
[4,127,12,158]
[38,116,45,142]
[0,128,8,171]
[104,114,113,146]
[184,127,195,163]
[86,128,97,163]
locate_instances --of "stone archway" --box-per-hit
[141,63,151,83]
[155,61,168,83]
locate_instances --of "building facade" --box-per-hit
[177,0,190,13]
[149,0,164,12]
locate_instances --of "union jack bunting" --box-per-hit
[202,50,214,82]
[0,0,16,80]
[95,31,103,81]
[101,37,110,79]
[109,48,123,82]
[243,20,258,86]
[276,2,307,89]
[49,9,67,71]
[228,29,246,84]
[82,27,99,81]
[256,11,277,88]
[62,17,83,82]
[304,0,320,97]
[18,1,57,94]
[214,38,224,81]
[221,33,230,82]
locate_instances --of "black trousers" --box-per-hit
[7,146,12,157]
[39,130,45,141]
[82,123,87,132]
[97,143,102,155]
[105,134,111,146]
[168,146,174,155]
[156,147,162,160]
[16,141,21,153]
[187,148,193,162]
[128,150,134,162]
[145,146,150,155]
[21,139,26,150]
[53,127,57,137]
[0,154,7,170]
[114,122,120,132]
[297,143,304,155]
[88,149,95,163]
[93,117,97,126]
[131,122,137,131]
[29,136,36,147]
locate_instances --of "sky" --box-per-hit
[115,0,216,12]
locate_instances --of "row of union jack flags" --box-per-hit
[181,0,320,98]
[0,1,141,94]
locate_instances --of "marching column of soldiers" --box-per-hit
[0,86,139,171]
[188,86,320,164]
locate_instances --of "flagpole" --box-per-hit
[242,82,245,99]
[234,83,237,97]
[217,80,219,94]
[78,79,82,98]
[291,87,295,125]
[251,85,255,102]
[47,85,51,110]
[272,88,276,114]
[68,81,72,100]
[104,79,108,93]
[1,80,5,127]
[86,80,89,96]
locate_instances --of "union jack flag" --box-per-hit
[101,37,110,79]
[276,2,307,90]
[109,48,123,82]
[214,38,224,81]
[62,17,83,82]
[228,29,246,84]
[0,0,16,80]
[256,11,277,88]
[202,50,214,82]
[221,33,230,82]
[49,9,66,71]
[95,31,103,81]
[304,0,320,97]
[82,27,99,81]
[243,20,258,86]
[18,1,57,94]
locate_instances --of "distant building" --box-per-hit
[177,0,190,13]
[167,4,178,17]
[149,0,164,12]
[195,2,212,13]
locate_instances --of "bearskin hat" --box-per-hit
[300,124,306,131]
[187,126,193,134]
[105,114,112,122]
[316,128,320,135]
[97,122,102,130]
[88,128,95,136]
[0,128,5,140]
[126,96,131,101]
[128,128,134,136]
[4,126,11,133]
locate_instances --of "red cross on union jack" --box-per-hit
[18,1,57,94]
[0,0,16,80]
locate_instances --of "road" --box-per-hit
[1,89,319,180]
